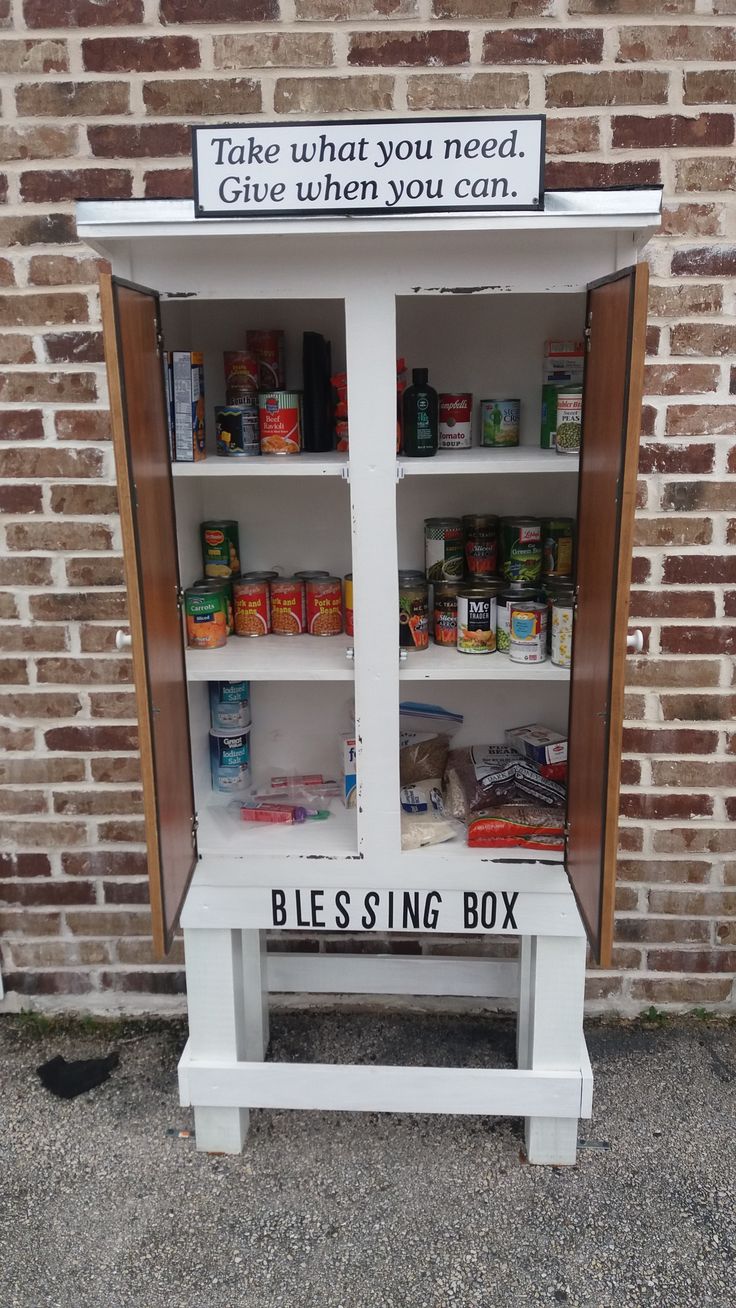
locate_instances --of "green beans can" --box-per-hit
[500,517,542,584]
[555,387,583,455]
[424,518,464,582]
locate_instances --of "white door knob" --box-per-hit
[626,629,644,654]
[115,630,132,651]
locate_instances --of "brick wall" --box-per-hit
[0,0,734,1015]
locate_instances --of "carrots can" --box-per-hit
[259,391,302,456]
[306,577,343,637]
[185,585,228,650]
[271,577,305,636]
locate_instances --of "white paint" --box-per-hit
[266,954,520,1000]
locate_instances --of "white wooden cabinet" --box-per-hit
[79,187,660,1164]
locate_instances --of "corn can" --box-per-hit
[200,519,240,580]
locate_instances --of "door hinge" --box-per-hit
[155,331,164,359]
[176,586,184,611]
[191,813,199,838]
[340,464,351,482]
[396,464,405,482]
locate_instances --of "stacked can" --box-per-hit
[217,352,260,457]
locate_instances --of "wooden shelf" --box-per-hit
[186,634,354,682]
[397,448,579,477]
[172,452,348,478]
[400,645,570,681]
[196,796,357,860]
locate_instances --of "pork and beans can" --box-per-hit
[438,394,473,450]
[463,514,499,578]
[306,576,343,636]
[399,572,429,650]
[433,581,461,647]
[424,517,464,582]
[259,391,302,455]
[233,573,272,637]
[271,577,305,635]
[200,520,240,579]
[223,351,259,399]
[210,726,251,794]
[215,403,260,457]
[509,601,548,664]
[457,585,497,654]
[185,585,228,650]
[209,681,251,732]
[497,584,538,654]
[501,517,542,584]
[480,399,520,448]
[344,573,354,637]
[542,517,574,578]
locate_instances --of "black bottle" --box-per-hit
[402,368,438,458]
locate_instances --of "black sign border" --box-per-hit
[191,114,546,220]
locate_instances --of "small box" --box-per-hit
[168,351,206,462]
[342,734,356,808]
[505,724,568,766]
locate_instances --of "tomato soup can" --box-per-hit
[306,576,343,636]
[271,577,305,635]
[501,517,542,584]
[247,330,285,390]
[425,517,464,582]
[399,572,429,650]
[209,681,251,732]
[200,520,241,580]
[259,391,302,456]
[344,573,353,637]
[463,514,499,578]
[433,581,461,647]
[509,601,548,664]
[215,404,260,458]
[438,393,473,450]
[224,351,259,399]
[233,573,271,637]
[185,585,228,650]
[457,585,497,654]
[481,399,520,448]
[542,517,575,578]
[209,726,251,795]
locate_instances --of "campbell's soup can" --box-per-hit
[233,573,272,637]
[259,391,302,455]
[185,585,228,650]
[200,519,241,579]
[509,601,548,664]
[247,329,285,389]
[223,351,259,399]
[306,577,343,636]
[209,681,251,732]
[344,573,353,637]
[210,726,251,794]
[438,393,473,450]
[271,577,305,635]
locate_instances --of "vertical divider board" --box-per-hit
[345,291,401,859]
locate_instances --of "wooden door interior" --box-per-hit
[100,274,197,956]
[566,263,649,966]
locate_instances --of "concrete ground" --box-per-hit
[0,1010,734,1308]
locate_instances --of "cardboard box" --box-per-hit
[342,734,356,807]
[168,351,206,462]
[541,339,584,450]
[505,724,568,766]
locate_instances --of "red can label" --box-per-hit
[439,394,472,450]
[223,351,259,397]
[306,578,343,637]
[271,579,305,635]
[233,579,270,637]
[247,330,285,389]
[259,392,301,456]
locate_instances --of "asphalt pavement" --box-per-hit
[0,1010,734,1308]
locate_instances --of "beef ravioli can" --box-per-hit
[210,726,251,794]
[209,681,251,732]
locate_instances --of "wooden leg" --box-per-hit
[523,934,587,1166]
[241,928,270,1059]
[516,935,533,1071]
[184,928,258,1154]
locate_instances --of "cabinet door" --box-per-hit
[100,274,197,956]
[566,263,648,966]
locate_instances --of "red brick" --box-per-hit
[144,168,192,199]
[0,853,50,877]
[660,693,736,721]
[37,657,132,686]
[213,32,333,67]
[406,73,529,111]
[1,820,87,848]
[620,759,641,785]
[621,727,718,753]
[672,247,736,277]
[646,365,719,395]
[0,485,43,513]
[3,971,95,997]
[0,126,78,162]
[87,124,191,160]
[619,916,710,946]
[0,292,88,328]
[103,879,149,905]
[49,485,118,516]
[617,859,711,885]
[626,658,718,688]
[652,759,736,786]
[662,205,723,238]
[143,78,261,115]
[99,969,185,995]
[160,0,277,19]
[615,885,639,911]
[715,921,736,946]
[0,757,83,783]
[617,26,736,62]
[0,447,103,480]
[83,36,199,73]
[90,691,136,718]
[0,659,29,685]
[630,977,732,1003]
[683,70,736,105]
[55,410,111,442]
[66,909,149,937]
[0,214,76,246]
[6,523,113,553]
[0,334,35,365]
[20,170,132,203]
[10,941,112,966]
[618,828,644,852]
[629,556,650,583]
[654,828,736,854]
[726,592,736,618]
[65,557,126,587]
[624,692,646,717]
[0,558,52,585]
[98,820,145,842]
[0,692,81,719]
[670,323,736,357]
[675,157,736,193]
[638,444,714,475]
[634,517,711,546]
[585,976,623,1001]
[45,725,138,751]
[572,0,693,8]
[619,793,713,819]
[612,113,733,149]
[483,28,602,63]
[545,117,600,155]
[662,555,736,585]
[0,626,68,654]
[44,331,105,364]
[30,591,126,621]
[28,254,103,286]
[645,325,660,356]
[24,0,143,24]
[0,258,14,286]
[15,82,130,118]
[546,159,661,188]
[349,30,469,65]
[0,372,97,405]
[295,0,417,15]
[0,726,34,750]
[274,75,394,113]
[54,789,142,816]
[649,889,736,916]
[0,40,68,73]
[648,284,722,316]
[665,405,736,437]
[629,590,715,619]
[545,69,668,108]
[91,756,141,782]
[62,851,147,876]
[647,949,736,973]
[661,626,736,655]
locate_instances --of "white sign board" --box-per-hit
[193,116,545,219]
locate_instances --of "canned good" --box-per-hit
[497,584,538,655]
[555,386,583,455]
[463,514,499,579]
[306,576,343,637]
[215,404,260,457]
[192,576,233,635]
[271,577,305,635]
[457,585,497,654]
[424,518,464,582]
[399,573,429,650]
[344,573,353,638]
[185,585,228,650]
[209,681,251,732]
[542,517,575,578]
[259,391,302,456]
[480,399,520,448]
[294,571,330,581]
[233,574,272,637]
[501,517,542,584]
[210,726,251,795]
[541,579,573,654]
[438,394,473,450]
[552,594,574,668]
[433,581,461,647]
[223,351,259,399]
[509,601,548,664]
[200,520,240,580]
[247,329,285,390]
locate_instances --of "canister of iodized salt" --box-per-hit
[209,726,251,794]
[209,681,251,732]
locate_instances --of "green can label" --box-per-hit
[501,520,542,584]
[200,520,241,579]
